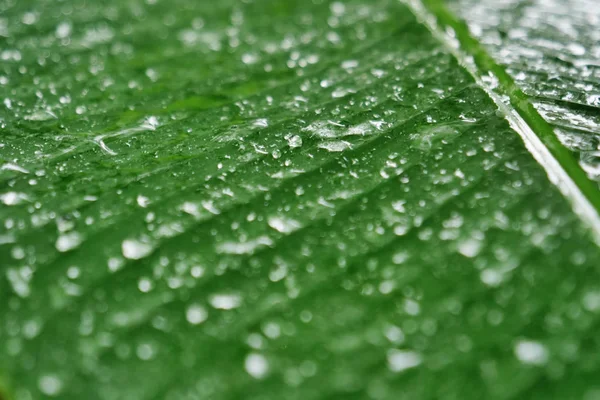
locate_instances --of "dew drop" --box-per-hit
[137,195,150,208]
[480,269,504,287]
[583,290,600,313]
[190,265,205,278]
[38,374,63,396]
[138,277,154,293]
[268,216,301,234]
[457,237,482,258]
[122,238,153,260]
[1,192,29,205]
[136,342,156,360]
[387,349,422,372]
[55,232,83,252]
[318,140,352,152]
[384,325,405,344]
[393,225,409,236]
[209,293,242,310]
[186,304,208,325]
[514,340,548,365]
[245,353,269,379]
[286,134,303,148]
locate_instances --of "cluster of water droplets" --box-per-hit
[450,0,600,184]
[2,0,600,398]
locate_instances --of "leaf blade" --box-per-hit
[1,1,600,399]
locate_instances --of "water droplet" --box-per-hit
[23,319,41,339]
[583,290,600,313]
[318,140,352,152]
[108,257,124,273]
[55,232,83,252]
[136,342,156,360]
[137,195,150,208]
[216,236,273,255]
[514,340,548,365]
[6,268,31,298]
[269,263,288,282]
[393,225,409,236]
[268,216,301,234]
[209,293,242,310]
[24,110,57,121]
[285,134,303,148]
[387,349,422,372]
[457,237,482,258]
[1,163,29,174]
[411,125,460,151]
[55,22,72,38]
[341,60,358,69]
[38,374,63,396]
[122,238,153,260]
[302,120,337,138]
[480,269,504,287]
[67,266,80,279]
[384,325,405,344]
[252,118,268,128]
[138,277,154,293]
[1,192,29,205]
[245,353,269,379]
[186,304,208,325]
[242,53,259,65]
[262,322,281,339]
[190,265,205,278]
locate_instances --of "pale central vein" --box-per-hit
[402,0,600,244]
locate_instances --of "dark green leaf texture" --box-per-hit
[1,0,600,399]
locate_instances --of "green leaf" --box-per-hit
[446,0,600,183]
[1,0,599,399]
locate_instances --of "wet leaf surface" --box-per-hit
[1,0,600,399]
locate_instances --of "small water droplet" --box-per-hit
[514,340,548,365]
[190,265,205,278]
[245,353,269,379]
[137,195,150,208]
[209,293,242,310]
[285,134,303,148]
[341,59,358,69]
[38,374,63,396]
[384,325,405,344]
[318,140,352,152]
[480,269,504,287]
[55,232,83,252]
[122,238,153,260]
[387,349,422,372]
[186,304,208,325]
[583,290,600,313]
[393,225,409,236]
[457,237,482,258]
[138,277,154,293]
[136,342,156,360]
[268,216,301,234]
[411,125,460,151]
[216,236,273,255]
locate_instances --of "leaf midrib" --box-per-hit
[404,0,600,239]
